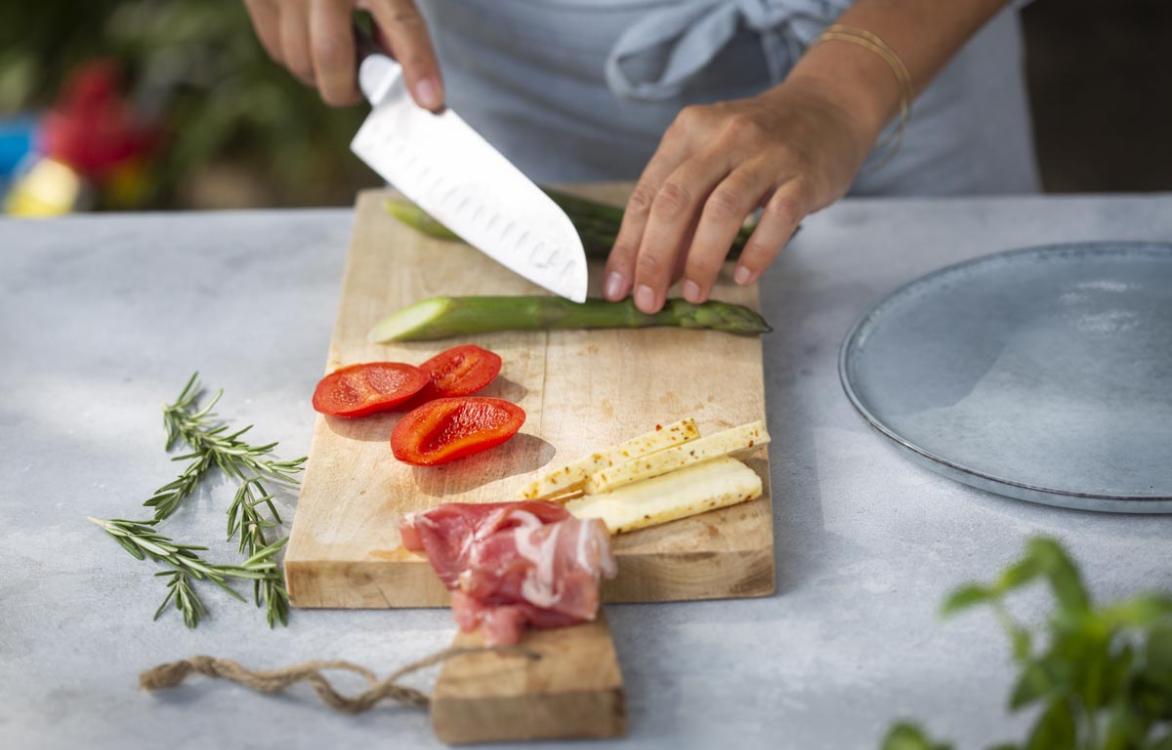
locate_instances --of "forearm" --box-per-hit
[782,0,1015,146]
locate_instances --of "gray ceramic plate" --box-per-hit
[840,242,1172,513]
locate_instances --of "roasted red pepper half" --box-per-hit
[312,362,429,418]
[418,344,502,400]
[392,397,526,466]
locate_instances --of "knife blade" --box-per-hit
[351,54,588,303]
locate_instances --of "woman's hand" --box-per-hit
[603,78,875,312]
[243,0,443,110]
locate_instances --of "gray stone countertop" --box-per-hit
[2,194,1170,750]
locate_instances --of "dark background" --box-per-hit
[1022,0,1172,192]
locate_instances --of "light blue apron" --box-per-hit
[417,0,1040,196]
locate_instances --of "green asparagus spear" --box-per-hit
[384,198,461,242]
[369,296,772,342]
[541,187,626,226]
[383,195,765,260]
[540,186,769,252]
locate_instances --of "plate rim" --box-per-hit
[838,240,1172,506]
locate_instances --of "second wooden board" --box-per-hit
[431,614,626,744]
[286,186,775,608]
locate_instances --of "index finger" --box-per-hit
[361,0,444,110]
[603,143,686,301]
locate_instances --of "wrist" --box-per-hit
[782,38,903,149]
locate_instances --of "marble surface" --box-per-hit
[2,195,1170,750]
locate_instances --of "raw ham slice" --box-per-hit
[450,592,581,647]
[400,501,616,645]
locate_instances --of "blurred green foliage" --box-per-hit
[882,537,1172,750]
[0,0,375,207]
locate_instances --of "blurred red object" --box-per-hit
[39,60,157,183]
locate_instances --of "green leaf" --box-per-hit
[1024,699,1076,750]
[1105,644,1137,706]
[1010,661,1054,710]
[1082,646,1111,711]
[1144,625,1172,687]
[1133,626,1172,721]
[1134,675,1172,722]
[1009,625,1033,663]
[996,557,1043,594]
[153,585,177,621]
[1102,595,1172,629]
[881,722,953,750]
[941,584,994,617]
[1025,538,1090,616]
[1102,701,1147,750]
[115,535,146,560]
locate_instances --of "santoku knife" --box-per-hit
[351,50,588,303]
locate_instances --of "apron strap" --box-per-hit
[604,0,844,101]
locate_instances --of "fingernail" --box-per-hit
[682,279,702,303]
[734,265,753,285]
[604,272,626,301]
[415,78,440,109]
[635,284,656,313]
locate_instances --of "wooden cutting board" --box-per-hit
[286,186,775,609]
[286,185,774,743]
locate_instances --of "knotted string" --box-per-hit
[139,646,541,714]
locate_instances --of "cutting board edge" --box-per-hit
[285,557,448,609]
[431,689,628,745]
[286,542,775,608]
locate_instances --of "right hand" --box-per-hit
[243,0,444,110]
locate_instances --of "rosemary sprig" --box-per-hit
[177,422,306,485]
[227,478,282,552]
[142,452,213,522]
[158,374,300,625]
[227,478,289,627]
[95,373,305,628]
[155,570,207,629]
[151,373,305,524]
[89,517,287,628]
[163,371,207,451]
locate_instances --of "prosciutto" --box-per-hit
[400,501,617,645]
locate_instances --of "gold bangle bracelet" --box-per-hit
[816,24,913,169]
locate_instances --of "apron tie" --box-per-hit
[604,0,846,101]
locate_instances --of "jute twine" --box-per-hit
[139,646,540,714]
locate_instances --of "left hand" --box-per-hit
[603,79,873,312]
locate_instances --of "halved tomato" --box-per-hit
[392,397,525,466]
[418,344,502,400]
[312,362,429,418]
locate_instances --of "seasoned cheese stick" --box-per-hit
[586,420,768,494]
[521,417,700,500]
